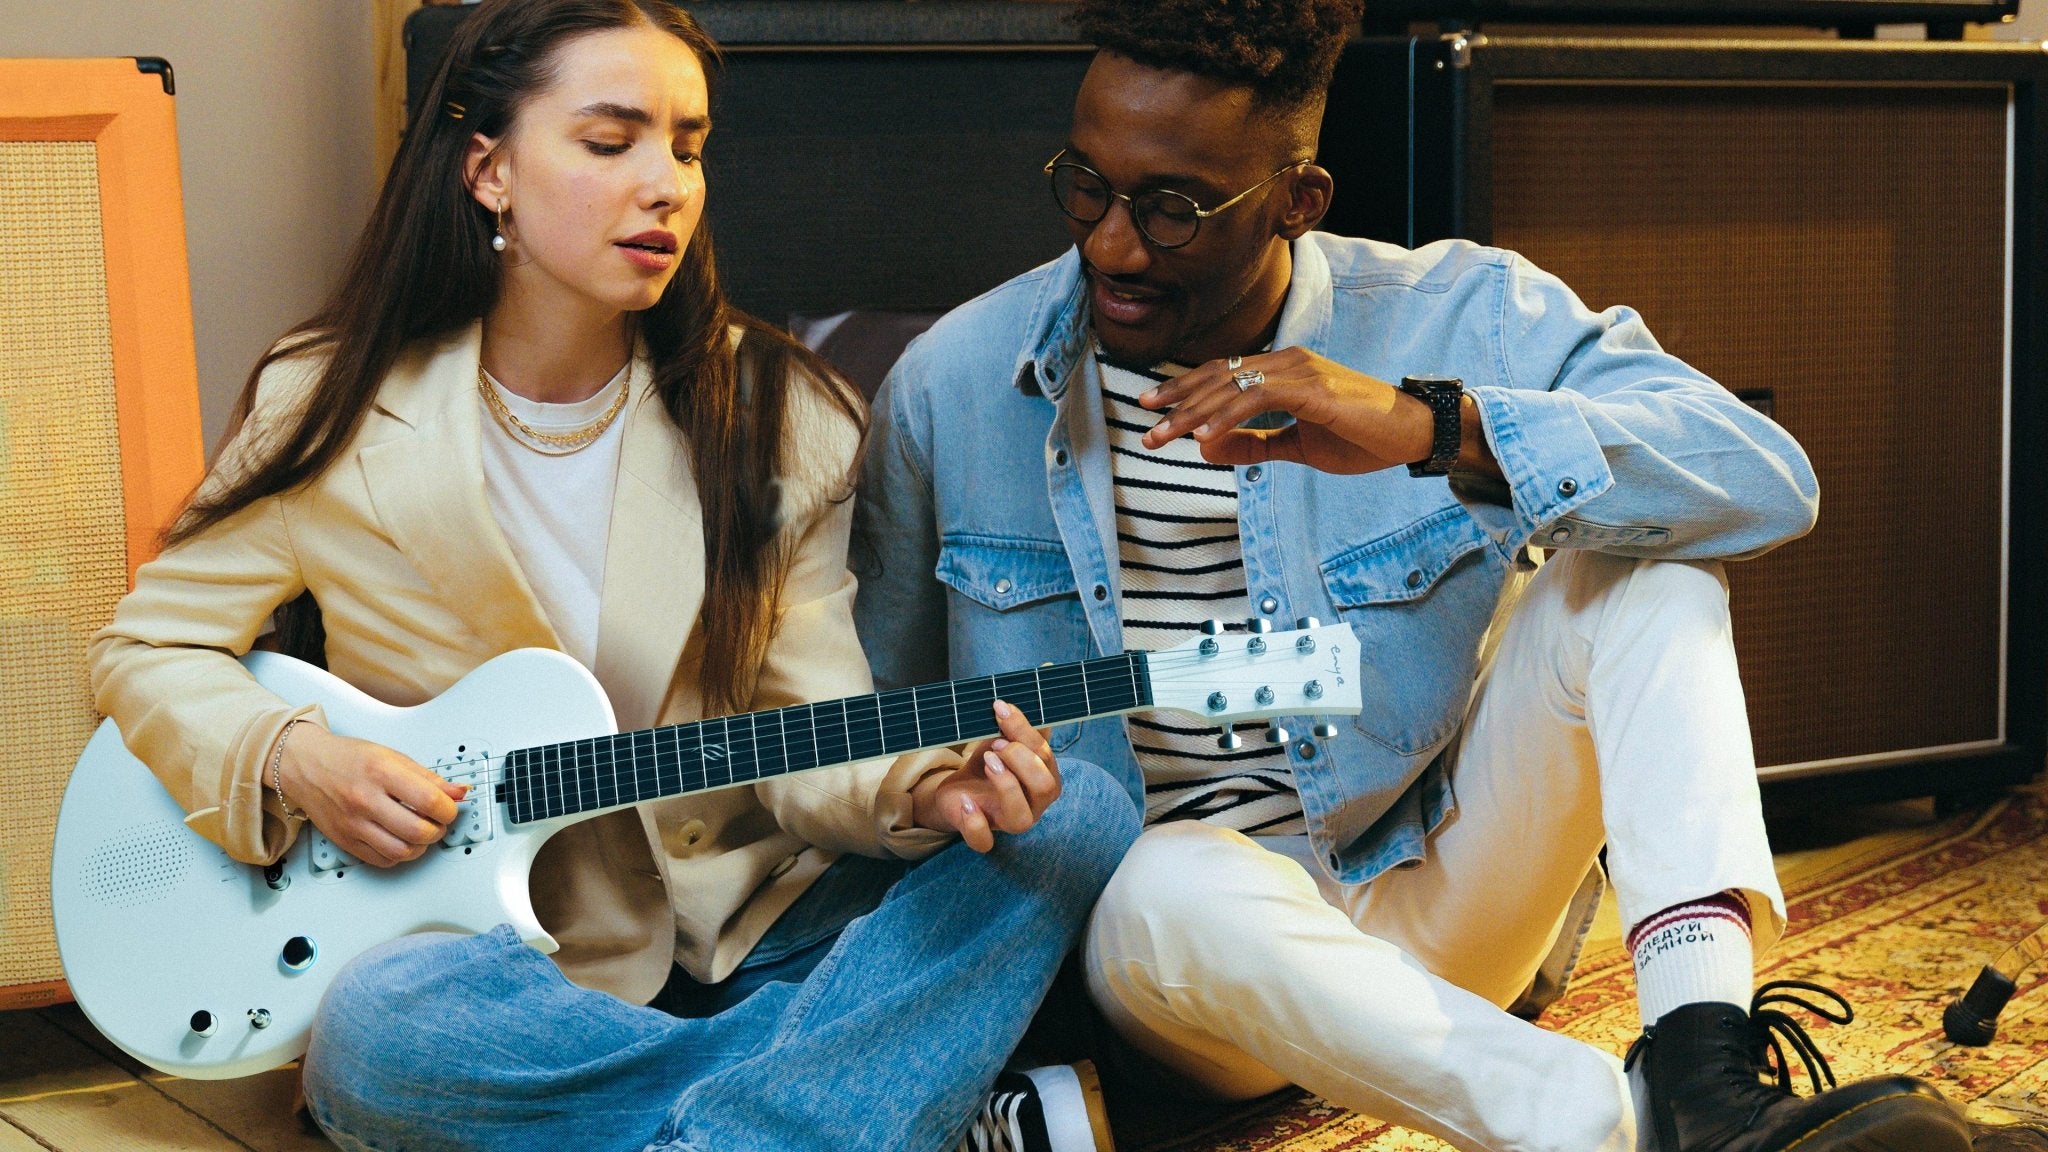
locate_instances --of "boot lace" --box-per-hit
[1748,979,1854,1095]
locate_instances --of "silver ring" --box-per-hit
[1232,368,1264,392]
[1227,355,1244,371]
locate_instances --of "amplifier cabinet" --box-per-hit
[405,0,1093,325]
[1321,36,2048,801]
[0,57,205,1008]
[1361,0,2020,29]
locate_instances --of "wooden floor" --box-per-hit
[0,798,1975,1151]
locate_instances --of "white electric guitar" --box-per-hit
[51,621,1360,1081]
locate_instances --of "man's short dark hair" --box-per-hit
[1069,0,1362,111]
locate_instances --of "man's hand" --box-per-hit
[1138,346,1493,476]
[276,724,468,868]
[912,699,1060,853]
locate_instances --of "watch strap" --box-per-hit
[1401,376,1464,477]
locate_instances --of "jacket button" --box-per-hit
[1405,569,1424,588]
[664,817,708,854]
[1245,465,1263,482]
[1557,477,1578,497]
[1093,584,1108,601]
[1258,595,1278,613]
[769,854,800,880]
[1054,449,1069,467]
[1549,526,1572,543]
[994,578,1013,595]
[1295,740,1317,759]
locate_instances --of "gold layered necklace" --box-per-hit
[477,362,631,456]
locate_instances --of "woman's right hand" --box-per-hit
[274,724,468,868]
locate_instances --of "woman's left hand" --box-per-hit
[913,699,1060,853]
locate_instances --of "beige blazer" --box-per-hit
[89,322,954,1004]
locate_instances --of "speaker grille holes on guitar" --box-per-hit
[281,936,316,971]
[83,822,194,907]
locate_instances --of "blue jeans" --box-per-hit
[301,761,1137,1152]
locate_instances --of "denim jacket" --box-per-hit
[852,232,1817,886]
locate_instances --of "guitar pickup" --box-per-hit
[439,797,490,849]
[307,830,360,875]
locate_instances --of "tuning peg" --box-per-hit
[1246,618,1273,634]
[1217,728,1243,750]
[1295,616,1321,629]
[1312,723,1338,739]
[1201,619,1226,635]
[1265,724,1291,745]
[1254,686,1274,706]
[1303,680,1323,700]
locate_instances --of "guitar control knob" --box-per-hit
[1201,619,1226,635]
[1265,725,1291,745]
[1295,616,1321,630]
[247,1009,272,1030]
[1217,728,1243,750]
[1312,723,1339,739]
[1254,686,1275,706]
[189,1011,216,1037]
[1246,618,1273,634]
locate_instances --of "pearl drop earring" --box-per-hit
[492,201,508,253]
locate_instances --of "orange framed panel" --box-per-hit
[0,57,204,577]
[0,57,205,1011]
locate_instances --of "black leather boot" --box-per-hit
[1626,980,1969,1152]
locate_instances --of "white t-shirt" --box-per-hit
[478,362,632,670]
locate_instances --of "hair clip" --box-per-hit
[445,100,467,121]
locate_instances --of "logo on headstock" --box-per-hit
[1327,645,1346,685]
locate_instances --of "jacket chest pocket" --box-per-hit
[934,535,1092,752]
[1319,507,1503,755]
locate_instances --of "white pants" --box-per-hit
[1083,552,1787,1152]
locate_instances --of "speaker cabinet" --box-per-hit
[406,0,1091,325]
[0,58,205,1008]
[1322,37,2048,801]
[1360,0,2020,29]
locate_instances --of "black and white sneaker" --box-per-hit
[956,1061,1115,1152]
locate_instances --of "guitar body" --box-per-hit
[50,648,614,1080]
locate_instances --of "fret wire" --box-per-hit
[507,653,1204,823]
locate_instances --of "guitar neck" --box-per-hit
[500,653,1153,824]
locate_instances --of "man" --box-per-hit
[852,2,1982,1150]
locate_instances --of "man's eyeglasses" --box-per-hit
[1043,149,1310,250]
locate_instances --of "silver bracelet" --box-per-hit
[270,718,306,821]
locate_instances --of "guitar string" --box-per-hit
[406,643,1340,817]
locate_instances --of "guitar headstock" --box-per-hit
[1144,621,1362,731]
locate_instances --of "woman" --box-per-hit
[87,2,1135,1149]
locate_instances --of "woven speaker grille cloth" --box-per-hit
[1492,84,2007,771]
[0,140,126,991]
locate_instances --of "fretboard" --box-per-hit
[501,653,1153,824]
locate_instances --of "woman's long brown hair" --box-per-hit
[171,0,858,715]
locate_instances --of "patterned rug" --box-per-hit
[1128,789,2048,1152]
